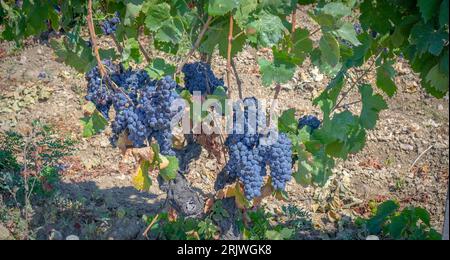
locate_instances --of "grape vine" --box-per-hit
[0,0,448,239]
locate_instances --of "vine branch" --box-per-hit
[87,0,106,77]
[291,6,297,34]
[111,34,123,54]
[87,0,132,103]
[333,51,383,111]
[177,16,213,74]
[137,26,152,64]
[231,58,243,99]
[227,15,234,92]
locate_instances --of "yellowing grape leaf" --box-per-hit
[132,160,152,192]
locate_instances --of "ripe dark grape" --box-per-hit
[101,13,120,35]
[225,97,292,200]
[154,130,176,156]
[85,61,181,153]
[126,108,148,147]
[298,115,321,132]
[111,68,152,102]
[182,62,226,95]
[371,30,378,38]
[262,133,292,191]
[85,60,119,119]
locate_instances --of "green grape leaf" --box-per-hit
[123,0,144,26]
[154,40,179,55]
[366,200,399,234]
[359,0,400,35]
[309,13,336,32]
[319,33,340,67]
[295,148,335,186]
[122,38,142,66]
[258,0,297,16]
[410,22,448,56]
[417,0,441,23]
[359,84,388,130]
[144,3,171,32]
[234,0,258,27]
[422,80,447,98]
[350,33,374,67]
[265,228,294,240]
[208,0,240,16]
[154,17,184,44]
[278,109,298,134]
[80,110,109,138]
[22,0,59,36]
[247,12,286,48]
[290,28,314,63]
[376,61,397,97]
[200,19,246,58]
[387,214,407,239]
[412,207,431,226]
[313,111,362,159]
[258,58,296,86]
[145,58,176,79]
[159,155,179,181]
[334,22,361,46]
[313,68,346,107]
[319,2,351,18]
[440,0,449,27]
[310,48,342,76]
[50,38,116,73]
[426,64,449,93]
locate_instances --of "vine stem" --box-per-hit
[232,30,245,41]
[291,6,297,34]
[231,58,243,99]
[334,99,361,110]
[111,34,123,54]
[87,0,106,77]
[273,83,282,100]
[267,83,282,126]
[142,213,160,238]
[227,15,234,93]
[176,16,213,74]
[138,27,152,64]
[333,51,383,112]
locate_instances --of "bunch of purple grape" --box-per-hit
[182,62,226,95]
[225,97,293,200]
[298,115,321,132]
[85,61,182,155]
[101,13,120,35]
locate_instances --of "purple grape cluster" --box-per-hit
[85,60,119,119]
[140,77,182,155]
[182,62,226,95]
[298,115,321,132]
[264,133,292,191]
[225,97,292,200]
[101,13,120,35]
[85,61,182,153]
